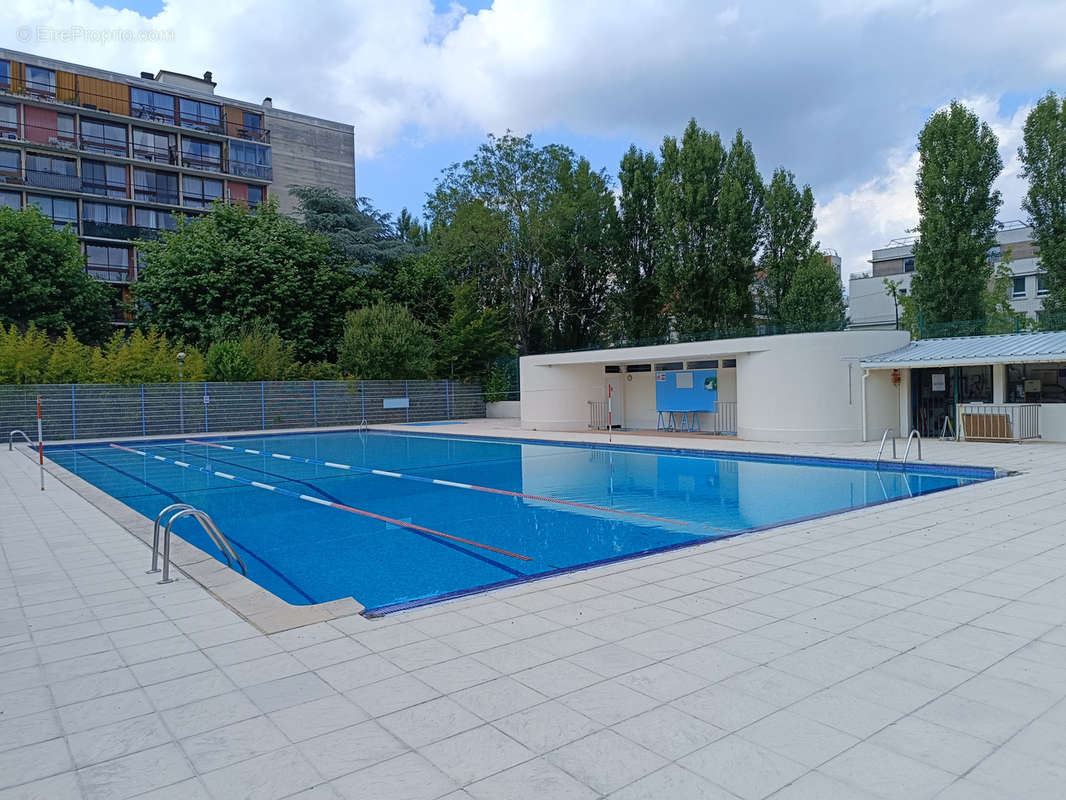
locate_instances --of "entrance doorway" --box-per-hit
[911,366,993,436]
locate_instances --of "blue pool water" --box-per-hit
[46,431,992,613]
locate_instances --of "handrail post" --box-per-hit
[902,429,922,467]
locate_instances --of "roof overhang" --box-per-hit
[861,353,1066,370]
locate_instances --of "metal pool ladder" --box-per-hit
[902,430,923,467]
[875,428,897,468]
[8,429,34,451]
[150,504,247,584]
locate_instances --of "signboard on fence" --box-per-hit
[654,369,718,412]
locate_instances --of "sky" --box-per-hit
[3,0,1065,278]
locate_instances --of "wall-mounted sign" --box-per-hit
[931,373,946,392]
[655,372,667,382]
[1024,379,1042,393]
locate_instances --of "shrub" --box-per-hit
[205,340,256,382]
[337,303,433,379]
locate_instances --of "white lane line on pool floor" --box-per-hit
[108,443,531,561]
[185,438,702,532]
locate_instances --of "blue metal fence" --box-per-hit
[1,379,486,443]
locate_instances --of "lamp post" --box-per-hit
[177,351,186,434]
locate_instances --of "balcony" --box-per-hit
[228,162,273,181]
[82,220,160,241]
[25,170,81,192]
[87,265,132,283]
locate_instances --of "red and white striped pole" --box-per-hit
[607,383,613,444]
[36,395,44,491]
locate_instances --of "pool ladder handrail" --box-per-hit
[902,429,922,468]
[150,503,246,584]
[8,429,34,451]
[875,428,897,468]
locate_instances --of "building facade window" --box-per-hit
[180,138,221,171]
[28,194,77,230]
[0,147,19,175]
[25,153,78,190]
[987,245,1002,263]
[26,66,56,97]
[1038,274,1049,296]
[83,202,127,225]
[135,207,178,231]
[1007,362,1066,403]
[82,161,127,198]
[229,141,272,179]
[130,88,175,123]
[903,257,915,273]
[81,120,128,155]
[132,128,175,163]
[1012,276,1027,298]
[0,103,17,136]
[241,111,262,138]
[133,168,179,204]
[0,190,19,209]
[0,60,10,90]
[181,175,222,208]
[56,114,75,143]
[178,98,221,132]
[247,185,264,208]
[86,245,131,282]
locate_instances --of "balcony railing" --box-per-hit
[87,265,132,283]
[24,170,81,192]
[228,162,273,181]
[958,403,1040,442]
[82,220,160,240]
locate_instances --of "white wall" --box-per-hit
[1039,405,1066,441]
[521,330,910,441]
[864,369,899,440]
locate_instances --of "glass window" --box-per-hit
[82,161,127,198]
[178,98,221,131]
[1007,362,1066,403]
[1038,274,1049,296]
[135,207,178,231]
[229,141,272,179]
[686,360,719,369]
[654,362,684,371]
[0,60,10,89]
[723,359,737,368]
[26,66,56,97]
[130,88,175,123]
[625,364,651,373]
[0,148,18,174]
[132,128,175,162]
[28,194,77,229]
[83,202,127,225]
[242,111,261,134]
[0,190,19,209]
[133,168,178,204]
[180,138,221,171]
[987,245,1002,263]
[1012,276,1027,298]
[56,115,75,140]
[81,119,127,155]
[181,175,222,208]
[86,245,131,282]
[0,103,16,133]
[247,185,264,208]
[903,257,915,273]
[25,154,77,190]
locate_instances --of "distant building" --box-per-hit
[823,249,842,284]
[0,48,355,321]
[847,222,1046,330]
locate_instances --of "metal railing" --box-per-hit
[0,380,487,442]
[902,430,922,467]
[875,427,897,467]
[8,429,33,451]
[958,403,1040,442]
[705,402,738,435]
[151,503,245,584]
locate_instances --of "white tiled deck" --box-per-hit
[2,423,1065,799]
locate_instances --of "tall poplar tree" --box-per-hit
[911,101,1003,330]
[1019,91,1066,320]
[759,168,817,326]
[715,131,764,328]
[612,146,663,341]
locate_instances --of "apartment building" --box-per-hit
[0,48,355,316]
[848,223,1046,329]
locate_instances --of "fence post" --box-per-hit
[71,384,77,440]
[445,380,451,419]
[260,381,266,430]
[140,384,146,437]
[312,381,318,426]
[405,380,410,423]
[360,381,365,423]
[203,382,209,433]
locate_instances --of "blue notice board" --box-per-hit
[655,369,718,412]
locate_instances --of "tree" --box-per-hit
[759,168,818,325]
[911,101,1003,330]
[134,199,349,361]
[612,145,664,341]
[290,186,423,269]
[206,340,256,382]
[436,281,512,379]
[780,252,846,329]
[715,130,764,328]
[45,328,91,384]
[337,303,433,379]
[1018,92,1066,320]
[0,324,51,384]
[239,322,296,381]
[0,206,112,343]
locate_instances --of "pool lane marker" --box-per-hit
[108,443,531,562]
[185,438,698,530]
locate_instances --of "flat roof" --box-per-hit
[861,331,1066,369]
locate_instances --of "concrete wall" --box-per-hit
[864,369,900,441]
[521,330,910,441]
[266,108,356,215]
[1039,405,1066,441]
[486,401,520,419]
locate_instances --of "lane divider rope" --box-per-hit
[185,438,697,530]
[108,443,531,561]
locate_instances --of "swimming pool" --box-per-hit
[45,431,993,613]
